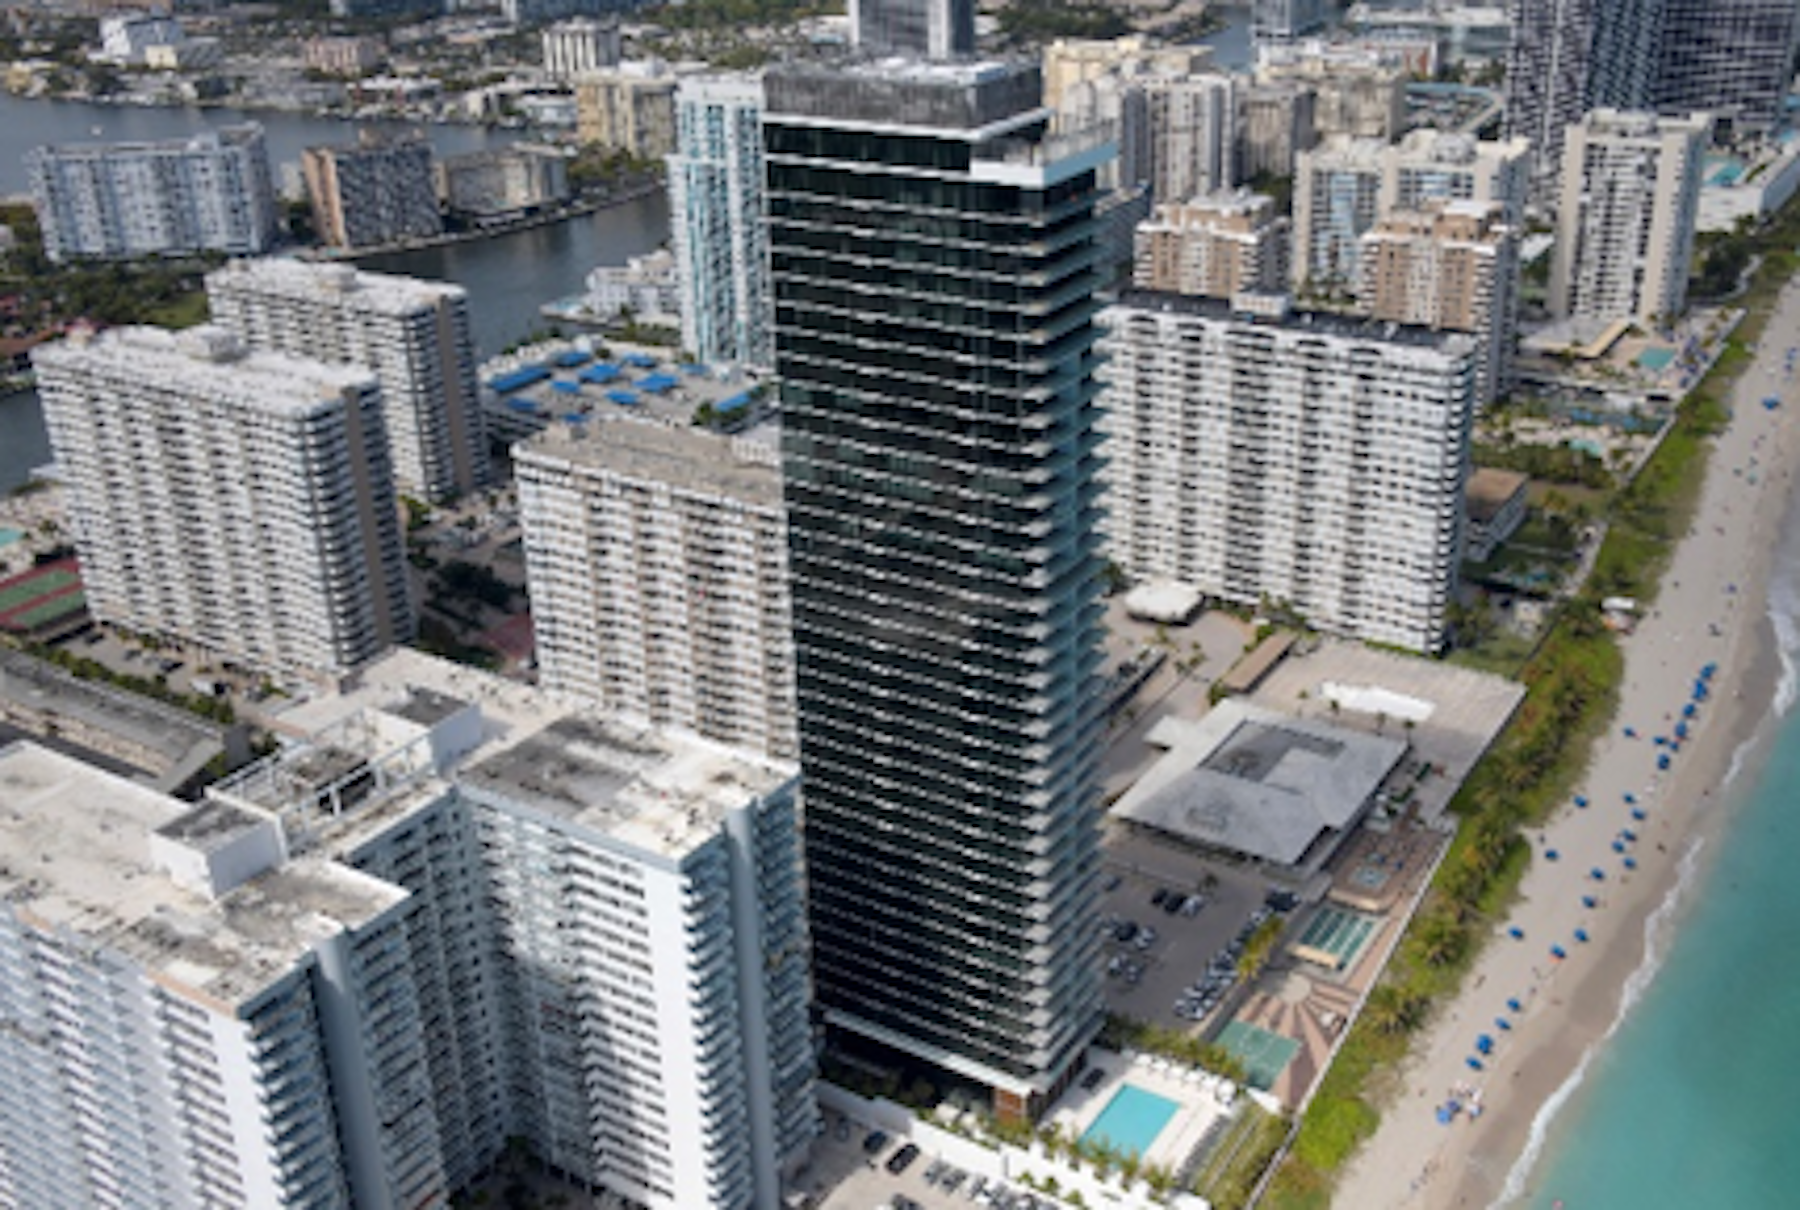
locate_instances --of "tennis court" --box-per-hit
[1216,1021,1300,1091]
[0,567,77,614]
[1293,905,1378,972]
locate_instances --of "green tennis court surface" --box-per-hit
[1215,1021,1300,1091]
[0,568,78,614]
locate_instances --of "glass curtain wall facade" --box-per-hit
[763,61,1112,1116]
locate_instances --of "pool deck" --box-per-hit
[1049,1048,1240,1174]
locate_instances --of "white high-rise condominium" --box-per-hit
[541,17,619,81]
[1144,73,1238,204]
[515,418,797,759]
[0,742,438,1210]
[35,325,414,679]
[207,259,490,502]
[669,73,773,369]
[1550,109,1710,326]
[0,646,818,1210]
[1099,291,1477,653]
[27,125,278,263]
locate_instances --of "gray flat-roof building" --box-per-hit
[1112,699,1408,872]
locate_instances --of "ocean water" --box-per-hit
[1501,489,1800,1208]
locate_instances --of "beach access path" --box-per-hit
[1333,276,1800,1210]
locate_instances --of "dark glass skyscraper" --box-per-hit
[1653,0,1800,136]
[850,0,975,60]
[763,60,1113,1118]
[1504,0,1663,194]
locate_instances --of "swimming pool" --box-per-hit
[1637,346,1677,371]
[0,527,21,548]
[1082,1084,1179,1158]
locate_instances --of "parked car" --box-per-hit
[886,1142,921,1174]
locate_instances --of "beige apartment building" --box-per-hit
[1550,109,1710,326]
[1360,200,1520,405]
[575,64,679,158]
[1133,189,1290,298]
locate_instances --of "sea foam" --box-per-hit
[1492,838,1705,1207]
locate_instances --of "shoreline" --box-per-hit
[1333,274,1800,1209]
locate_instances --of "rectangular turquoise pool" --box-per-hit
[1081,1084,1179,1157]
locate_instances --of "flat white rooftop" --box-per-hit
[0,741,404,1009]
[516,417,783,509]
[266,648,795,862]
[209,257,467,313]
[461,714,793,861]
[35,325,378,418]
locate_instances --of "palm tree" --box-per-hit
[1413,911,1468,968]
[1365,983,1428,1036]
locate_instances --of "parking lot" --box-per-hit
[806,1109,1071,1210]
[1094,831,1280,1034]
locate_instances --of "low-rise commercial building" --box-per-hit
[435,144,570,218]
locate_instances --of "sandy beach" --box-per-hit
[1333,277,1800,1210]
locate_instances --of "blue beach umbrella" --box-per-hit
[1631,808,1647,821]
[1624,857,1639,870]
[1624,792,1637,804]
[1622,829,1637,842]
[1612,841,1627,853]
[1495,1017,1512,1031]
[1624,726,1637,738]
[1509,926,1525,940]
[1550,945,1567,960]
[1591,868,1607,881]
[1658,754,1671,771]
[1476,1035,1494,1055]
[1574,795,1590,808]
[1582,895,1599,909]
[1574,929,1590,943]
[1507,997,1524,1013]
[1545,849,1560,861]
[1683,703,1698,718]
[1652,735,1667,746]
[1675,722,1689,739]
[1466,1057,1484,1071]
